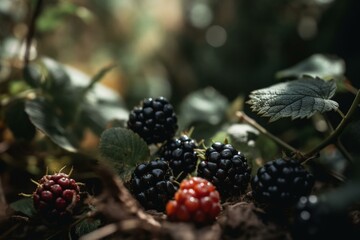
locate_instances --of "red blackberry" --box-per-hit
[197,142,251,199]
[127,97,178,144]
[159,135,198,180]
[32,172,80,220]
[130,159,178,211]
[292,195,352,240]
[251,158,314,206]
[166,177,221,224]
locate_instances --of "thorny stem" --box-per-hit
[303,90,360,162]
[236,111,298,154]
[24,0,43,66]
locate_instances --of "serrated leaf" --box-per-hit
[248,77,339,122]
[276,54,345,79]
[75,218,101,236]
[25,98,77,152]
[99,128,149,178]
[10,198,36,217]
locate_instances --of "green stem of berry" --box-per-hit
[303,90,360,162]
[236,111,298,154]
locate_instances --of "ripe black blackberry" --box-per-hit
[159,135,198,180]
[197,142,251,199]
[251,158,314,206]
[292,195,352,240]
[127,97,178,144]
[129,159,178,211]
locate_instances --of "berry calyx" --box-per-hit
[166,177,221,224]
[32,172,80,220]
[197,142,251,199]
[251,158,314,206]
[127,97,178,144]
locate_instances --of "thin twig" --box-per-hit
[303,90,360,161]
[236,111,298,153]
[0,177,6,204]
[24,0,44,66]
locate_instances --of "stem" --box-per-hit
[24,0,43,66]
[336,108,345,118]
[236,111,298,153]
[303,90,360,161]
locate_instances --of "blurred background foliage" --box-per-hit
[1,0,360,200]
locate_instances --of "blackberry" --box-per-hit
[159,135,198,180]
[127,97,178,144]
[251,158,314,206]
[166,177,221,224]
[292,195,352,240]
[197,142,251,199]
[32,173,80,220]
[130,159,178,211]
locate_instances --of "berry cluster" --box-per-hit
[166,177,221,224]
[251,158,314,206]
[33,173,80,219]
[130,159,178,211]
[159,135,198,181]
[197,142,251,199]
[127,97,178,144]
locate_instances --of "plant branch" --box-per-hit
[303,90,360,161]
[236,111,298,153]
[24,0,43,66]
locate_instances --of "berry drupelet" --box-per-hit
[251,158,314,206]
[166,177,221,224]
[197,142,251,199]
[159,135,198,181]
[33,173,80,220]
[127,97,178,144]
[130,159,178,212]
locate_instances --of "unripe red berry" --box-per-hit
[166,177,221,224]
[32,172,81,220]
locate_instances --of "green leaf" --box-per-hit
[75,218,101,237]
[82,64,117,95]
[23,63,43,88]
[178,87,229,129]
[25,98,77,152]
[10,198,36,217]
[276,54,345,80]
[4,99,36,141]
[248,77,339,122]
[99,128,149,178]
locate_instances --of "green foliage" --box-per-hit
[21,57,127,150]
[25,98,77,152]
[99,127,150,179]
[75,218,101,237]
[10,198,36,217]
[178,87,229,129]
[248,76,339,122]
[4,99,36,141]
[276,54,345,80]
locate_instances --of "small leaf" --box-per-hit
[276,54,345,79]
[248,77,339,122]
[75,218,101,237]
[178,87,229,129]
[10,198,36,217]
[99,128,149,178]
[25,98,77,152]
